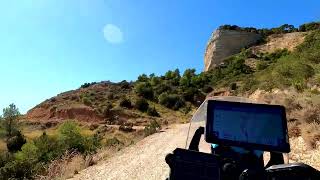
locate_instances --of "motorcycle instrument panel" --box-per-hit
[205,100,290,153]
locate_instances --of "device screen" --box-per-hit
[211,102,287,148]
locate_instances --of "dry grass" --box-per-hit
[300,122,320,149]
[36,129,145,180]
[287,121,301,138]
[36,151,88,180]
[0,139,7,151]
[301,105,320,124]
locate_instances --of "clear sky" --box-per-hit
[0,0,319,114]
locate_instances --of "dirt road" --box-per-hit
[71,124,191,180]
[70,123,320,180]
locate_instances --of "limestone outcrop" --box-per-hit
[204,29,262,71]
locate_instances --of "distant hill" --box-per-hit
[26,22,320,148]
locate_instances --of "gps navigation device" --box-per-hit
[205,100,290,153]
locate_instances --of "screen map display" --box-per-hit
[209,102,288,151]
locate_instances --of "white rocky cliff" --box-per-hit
[204,29,262,71]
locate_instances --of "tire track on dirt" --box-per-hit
[70,124,189,180]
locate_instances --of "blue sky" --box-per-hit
[0,0,319,114]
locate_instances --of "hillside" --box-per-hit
[1,22,320,179]
[26,23,320,163]
[26,81,191,126]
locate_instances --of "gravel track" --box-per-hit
[70,123,320,180]
[70,124,190,180]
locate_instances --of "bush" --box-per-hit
[301,122,320,149]
[181,88,198,102]
[262,49,290,61]
[99,103,113,117]
[273,60,314,88]
[105,137,124,147]
[119,80,130,89]
[158,93,185,110]
[202,85,213,93]
[181,104,192,115]
[0,151,13,168]
[299,22,320,32]
[147,106,160,117]
[240,78,258,93]
[134,98,149,112]
[302,105,320,124]
[6,131,26,153]
[0,142,42,180]
[229,83,237,90]
[82,97,92,106]
[80,82,97,88]
[58,121,102,154]
[144,120,161,137]
[58,121,86,153]
[119,98,132,108]
[33,132,64,163]
[134,82,154,99]
[256,61,269,70]
[83,133,102,154]
[15,142,40,165]
[288,121,301,138]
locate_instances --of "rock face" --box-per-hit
[204,29,262,71]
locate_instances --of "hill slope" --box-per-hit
[21,23,320,179]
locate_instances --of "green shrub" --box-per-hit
[99,102,113,117]
[6,131,26,153]
[274,61,314,87]
[202,85,213,93]
[137,74,149,82]
[0,151,13,168]
[82,97,92,106]
[181,104,192,115]
[241,78,258,93]
[256,61,269,70]
[105,137,124,147]
[80,82,97,88]
[58,121,86,153]
[119,98,132,108]
[134,82,154,99]
[223,57,253,76]
[158,93,185,110]
[1,142,43,180]
[33,132,64,162]
[147,106,160,117]
[58,121,101,154]
[119,80,131,89]
[293,81,305,92]
[134,98,149,112]
[83,133,102,154]
[144,120,161,136]
[229,83,237,90]
[262,49,290,61]
[15,142,39,165]
[181,88,198,102]
[299,22,320,32]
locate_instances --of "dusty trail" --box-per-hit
[70,124,190,180]
[70,123,320,180]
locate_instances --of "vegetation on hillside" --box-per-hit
[219,21,320,36]
[0,104,103,179]
[2,23,320,179]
